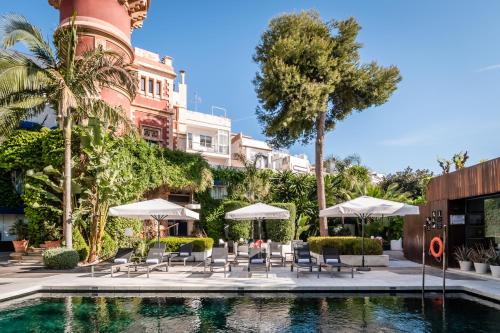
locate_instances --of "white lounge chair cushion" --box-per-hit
[179,252,190,256]
[238,252,249,257]
[326,259,339,264]
[114,258,128,264]
[146,258,160,265]
[251,258,264,264]
[213,258,226,264]
[272,252,281,256]
[297,258,310,263]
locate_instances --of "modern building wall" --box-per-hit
[404,158,500,267]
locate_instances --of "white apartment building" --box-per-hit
[171,72,231,167]
[231,133,273,169]
[272,152,311,174]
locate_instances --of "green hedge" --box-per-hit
[73,228,89,262]
[203,201,225,241]
[223,200,251,241]
[265,202,296,242]
[43,247,79,269]
[308,237,383,255]
[105,217,143,248]
[100,232,118,260]
[151,237,214,252]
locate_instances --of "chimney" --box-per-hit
[179,70,186,84]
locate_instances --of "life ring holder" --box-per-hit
[429,236,444,260]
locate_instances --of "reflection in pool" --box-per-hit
[0,293,498,332]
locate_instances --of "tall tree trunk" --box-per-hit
[63,114,73,248]
[316,111,328,236]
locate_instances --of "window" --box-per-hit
[187,133,193,149]
[217,131,229,154]
[200,135,213,148]
[210,186,228,200]
[140,77,146,92]
[148,79,154,94]
[155,81,161,96]
[142,126,161,141]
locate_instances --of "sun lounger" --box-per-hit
[168,243,194,266]
[291,246,320,278]
[90,247,134,277]
[268,242,285,267]
[204,247,231,277]
[320,247,354,278]
[248,248,269,278]
[127,244,168,278]
[235,244,249,263]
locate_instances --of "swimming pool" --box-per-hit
[0,293,498,332]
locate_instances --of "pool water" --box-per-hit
[0,293,498,332]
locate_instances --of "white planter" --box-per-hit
[490,265,500,278]
[312,253,389,267]
[390,239,403,251]
[473,262,489,274]
[458,260,472,271]
[192,249,212,262]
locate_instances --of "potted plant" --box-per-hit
[453,245,473,271]
[470,244,493,274]
[488,252,500,278]
[8,220,29,253]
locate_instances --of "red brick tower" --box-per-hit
[48,0,150,113]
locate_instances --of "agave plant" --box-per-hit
[453,245,472,262]
[470,244,496,263]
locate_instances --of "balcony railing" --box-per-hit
[188,141,229,155]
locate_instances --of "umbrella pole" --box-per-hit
[357,215,371,272]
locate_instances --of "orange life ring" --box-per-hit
[429,237,444,258]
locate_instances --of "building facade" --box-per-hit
[404,158,500,267]
[231,133,273,169]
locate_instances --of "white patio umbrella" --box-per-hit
[109,198,199,247]
[320,196,419,270]
[225,203,290,240]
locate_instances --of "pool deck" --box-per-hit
[0,251,499,302]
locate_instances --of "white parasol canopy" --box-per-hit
[109,198,199,220]
[109,199,199,246]
[319,196,419,270]
[320,196,419,218]
[225,203,290,220]
[225,203,290,240]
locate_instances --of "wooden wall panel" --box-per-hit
[427,158,500,201]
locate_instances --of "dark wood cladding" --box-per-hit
[426,158,500,201]
[404,158,500,267]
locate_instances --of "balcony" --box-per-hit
[188,140,229,155]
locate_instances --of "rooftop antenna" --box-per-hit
[211,106,227,117]
[192,92,202,111]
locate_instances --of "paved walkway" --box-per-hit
[0,252,499,303]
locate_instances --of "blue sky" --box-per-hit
[3,1,500,174]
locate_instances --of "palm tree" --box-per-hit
[0,15,136,248]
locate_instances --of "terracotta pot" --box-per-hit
[458,260,472,271]
[44,240,61,249]
[490,265,500,278]
[473,262,489,274]
[12,240,28,253]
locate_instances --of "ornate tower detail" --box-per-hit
[48,0,151,111]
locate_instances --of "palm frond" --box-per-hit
[0,105,45,135]
[0,14,56,67]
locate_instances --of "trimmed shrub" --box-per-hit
[105,217,143,248]
[265,202,296,242]
[43,248,79,269]
[72,228,89,262]
[151,237,214,252]
[99,232,117,260]
[223,200,251,241]
[203,202,225,241]
[308,237,383,255]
